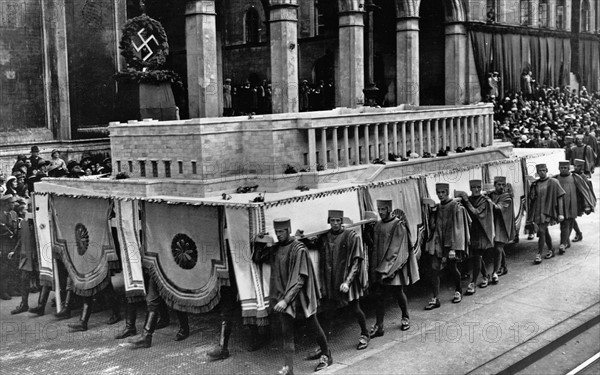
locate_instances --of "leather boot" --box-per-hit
[156,301,170,330]
[68,298,92,331]
[174,311,189,341]
[207,321,231,360]
[28,285,50,316]
[106,296,121,325]
[128,311,158,349]
[54,290,74,319]
[12,274,30,314]
[115,303,137,339]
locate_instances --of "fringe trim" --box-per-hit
[126,294,146,304]
[146,265,230,314]
[72,274,110,297]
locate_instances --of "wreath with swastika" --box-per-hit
[119,14,169,71]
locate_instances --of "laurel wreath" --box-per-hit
[119,14,169,71]
[113,68,184,89]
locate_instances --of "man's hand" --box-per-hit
[448,250,456,259]
[584,208,592,215]
[339,283,349,293]
[558,215,564,222]
[7,252,14,260]
[274,300,288,313]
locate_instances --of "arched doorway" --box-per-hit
[418,0,445,105]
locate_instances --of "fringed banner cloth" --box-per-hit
[142,202,229,314]
[33,194,53,287]
[115,200,146,301]
[226,206,270,326]
[51,196,118,296]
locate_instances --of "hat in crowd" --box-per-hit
[225,78,231,82]
[575,134,584,140]
[469,180,482,188]
[536,163,547,170]
[574,159,585,167]
[494,176,507,183]
[328,210,344,221]
[6,175,17,184]
[31,145,39,153]
[376,200,393,210]
[435,183,450,191]
[51,149,60,155]
[559,161,570,168]
[565,136,574,142]
[542,130,550,135]
[273,218,291,231]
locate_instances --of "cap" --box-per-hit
[574,159,585,167]
[558,161,570,168]
[327,210,344,221]
[31,145,39,153]
[51,149,59,155]
[469,180,482,188]
[494,176,507,183]
[435,183,450,191]
[536,163,547,170]
[273,218,291,231]
[225,78,231,82]
[6,175,17,184]
[376,200,393,209]
[576,134,584,140]
[565,136,574,142]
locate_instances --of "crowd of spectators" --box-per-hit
[1,147,112,200]
[492,85,600,159]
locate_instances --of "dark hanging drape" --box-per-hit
[469,31,494,97]
[466,26,584,95]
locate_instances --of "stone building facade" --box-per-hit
[1,0,599,147]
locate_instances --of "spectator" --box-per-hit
[47,150,68,177]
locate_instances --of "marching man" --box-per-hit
[527,163,565,263]
[253,218,332,375]
[554,160,596,254]
[364,200,419,336]
[487,176,516,277]
[424,184,471,308]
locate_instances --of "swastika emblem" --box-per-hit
[131,28,159,61]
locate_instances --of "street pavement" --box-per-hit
[1,172,598,375]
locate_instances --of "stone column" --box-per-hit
[445,22,467,105]
[336,9,364,108]
[269,0,299,113]
[185,0,220,118]
[42,0,71,140]
[396,17,419,105]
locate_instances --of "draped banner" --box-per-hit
[51,196,117,296]
[143,202,229,313]
[114,200,146,300]
[367,178,423,247]
[225,206,270,326]
[33,194,53,287]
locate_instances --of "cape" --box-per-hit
[570,144,596,174]
[464,195,495,249]
[489,191,516,243]
[371,217,419,285]
[528,177,565,225]
[425,199,471,256]
[317,229,368,303]
[559,173,597,216]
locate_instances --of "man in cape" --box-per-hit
[488,176,516,277]
[570,135,596,177]
[527,163,565,264]
[364,200,419,337]
[424,183,470,309]
[457,180,494,295]
[554,160,596,254]
[571,158,597,242]
[253,218,331,375]
[305,210,369,352]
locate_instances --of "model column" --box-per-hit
[336,5,364,108]
[269,0,299,114]
[396,16,419,105]
[185,0,220,118]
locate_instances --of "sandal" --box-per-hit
[534,254,542,264]
[452,291,462,303]
[424,297,440,310]
[370,324,384,338]
[356,335,369,350]
[400,317,410,331]
[479,277,489,288]
[465,282,476,295]
[544,250,555,259]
